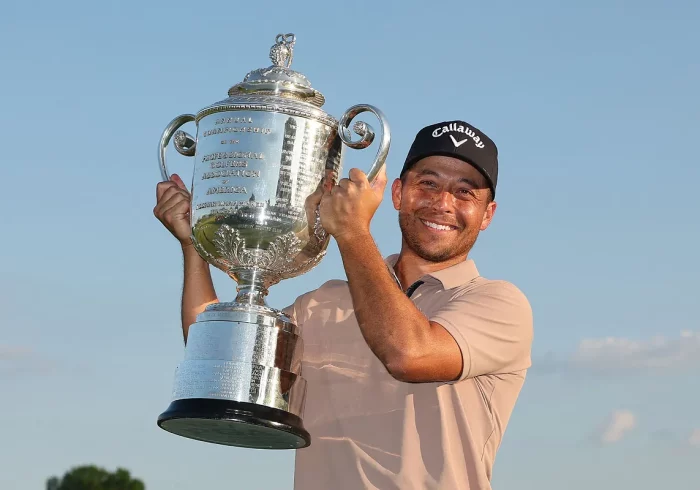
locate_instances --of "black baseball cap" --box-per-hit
[400,120,499,198]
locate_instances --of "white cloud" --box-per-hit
[689,429,700,447]
[0,345,57,377]
[0,345,34,360]
[571,330,700,372]
[600,410,637,444]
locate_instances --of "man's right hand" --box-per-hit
[154,173,192,247]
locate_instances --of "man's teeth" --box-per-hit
[424,221,453,231]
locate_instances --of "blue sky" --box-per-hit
[1,0,699,488]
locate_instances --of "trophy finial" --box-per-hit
[270,33,296,68]
[231,32,324,107]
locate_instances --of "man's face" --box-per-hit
[391,156,497,263]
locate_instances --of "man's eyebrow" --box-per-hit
[414,168,485,189]
[458,177,482,188]
[415,169,440,178]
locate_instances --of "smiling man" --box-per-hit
[153,119,533,490]
[286,120,534,490]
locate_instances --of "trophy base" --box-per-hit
[157,398,310,449]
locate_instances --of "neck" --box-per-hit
[393,243,468,290]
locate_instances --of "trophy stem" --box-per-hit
[234,285,268,307]
[233,268,269,307]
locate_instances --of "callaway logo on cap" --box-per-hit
[432,122,486,149]
[400,119,499,198]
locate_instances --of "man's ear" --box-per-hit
[391,178,403,211]
[480,200,497,231]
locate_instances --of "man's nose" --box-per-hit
[432,190,455,212]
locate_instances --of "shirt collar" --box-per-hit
[384,254,480,290]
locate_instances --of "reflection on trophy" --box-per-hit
[156,33,390,449]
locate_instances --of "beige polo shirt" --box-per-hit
[285,255,533,490]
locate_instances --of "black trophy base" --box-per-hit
[157,398,310,449]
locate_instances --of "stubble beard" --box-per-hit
[398,211,480,263]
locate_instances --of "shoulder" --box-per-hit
[285,279,353,324]
[431,276,534,378]
[436,276,533,334]
[467,277,532,314]
[296,279,351,303]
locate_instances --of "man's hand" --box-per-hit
[319,165,388,242]
[154,173,192,247]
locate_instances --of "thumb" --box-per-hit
[171,173,187,191]
[370,164,388,196]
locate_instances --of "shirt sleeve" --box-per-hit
[430,280,533,380]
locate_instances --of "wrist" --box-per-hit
[333,229,373,248]
[181,241,202,258]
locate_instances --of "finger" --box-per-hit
[320,191,333,209]
[305,188,323,207]
[162,198,191,221]
[332,185,351,198]
[156,184,185,206]
[304,184,324,213]
[372,164,387,186]
[371,164,388,195]
[171,173,187,191]
[338,178,352,190]
[312,177,326,197]
[155,189,190,217]
[348,168,369,187]
[155,185,178,212]
[160,189,190,211]
[156,181,177,201]
[322,173,336,193]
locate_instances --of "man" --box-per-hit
[154,120,533,490]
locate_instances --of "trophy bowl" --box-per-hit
[156,33,390,449]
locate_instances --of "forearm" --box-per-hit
[181,243,218,342]
[336,234,431,376]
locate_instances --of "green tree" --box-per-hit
[47,465,145,490]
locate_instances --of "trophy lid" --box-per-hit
[228,33,326,107]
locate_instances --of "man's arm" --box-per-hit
[336,233,463,382]
[319,167,462,383]
[181,243,218,342]
[337,233,533,382]
[154,173,219,343]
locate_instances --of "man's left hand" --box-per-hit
[319,165,388,242]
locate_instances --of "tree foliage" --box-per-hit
[47,465,145,490]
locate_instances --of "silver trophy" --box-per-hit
[156,33,390,449]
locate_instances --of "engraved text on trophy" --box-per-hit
[189,110,342,281]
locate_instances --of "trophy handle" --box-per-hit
[158,114,197,181]
[338,104,391,183]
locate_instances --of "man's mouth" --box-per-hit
[420,219,458,232]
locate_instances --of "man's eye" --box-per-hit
[419,180,437,187]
